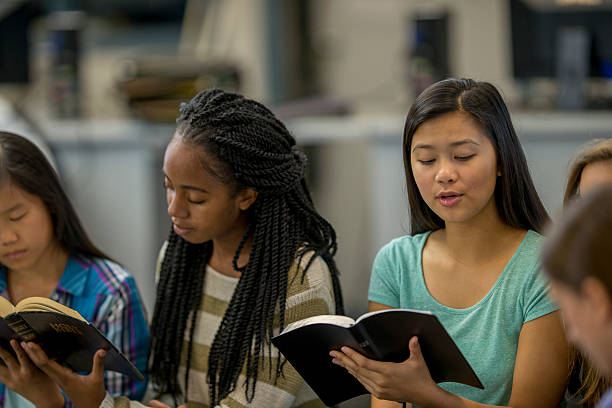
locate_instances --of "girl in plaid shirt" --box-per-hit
[0,131,149,407]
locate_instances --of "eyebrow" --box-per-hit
[412,139,480,152]
[163,173,209,194]
[1,203,23,216]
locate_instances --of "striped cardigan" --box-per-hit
[104,250,335,408]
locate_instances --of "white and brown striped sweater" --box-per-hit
[102,251,335,408]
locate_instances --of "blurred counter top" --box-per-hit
[285,110,612,145]
[30,117,175,151]
[25,109,612,150]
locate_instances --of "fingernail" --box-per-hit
[100,350,106,358]
[329,351,336,358]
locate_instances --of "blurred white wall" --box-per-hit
[311,0,517,113]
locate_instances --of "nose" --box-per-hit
[434,160,457,184]
[167,190,188,219]
[0,228,18,246]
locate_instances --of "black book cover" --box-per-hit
[272,309,483,406]
[0,311,143,381]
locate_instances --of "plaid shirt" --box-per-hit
[0,253,150,407]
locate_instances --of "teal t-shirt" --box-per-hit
[368,230,558,406]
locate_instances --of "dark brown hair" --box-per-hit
[543,185,612,291]
[564,138,612,206]
[0,131,109,260]
[402,78,549,234]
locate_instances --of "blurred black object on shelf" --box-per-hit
[0,1,41,84]
[47,10,86,118]
[116,58,240,122]
[408,12,449,98]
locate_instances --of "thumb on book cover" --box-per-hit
[408,336,421,361]
[91,349,106,381]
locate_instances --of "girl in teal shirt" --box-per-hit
[331,78,569,408]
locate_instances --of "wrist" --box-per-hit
[35,388,65,408]
[413,383,459,408]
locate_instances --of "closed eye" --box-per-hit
[456,154,475,161]
[9,213,26,222]
[188,199,204,205]
[418,159,435,165]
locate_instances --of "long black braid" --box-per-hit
[149,89,344,405]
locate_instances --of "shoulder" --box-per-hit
[374,232,431,268]
[72,253,138,298]
[287,251,332,293]
[518,230,544,258]
[286,251,335,304]
[509,230,545,276]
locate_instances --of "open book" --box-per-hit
[0,296,144,381]
[272,308,483,406]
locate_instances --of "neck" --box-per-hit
[209,221,252,278]
[440,207,525,265]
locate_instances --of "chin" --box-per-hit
[176,233,206,245]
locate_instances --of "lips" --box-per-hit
[3,249,26,261]
[437,192,463,207]
[173,224,194,236]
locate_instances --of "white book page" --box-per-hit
[282,315,356,334]
[354,308,433,324]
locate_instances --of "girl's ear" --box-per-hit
[581,277,612,323]
[237,188,258,211]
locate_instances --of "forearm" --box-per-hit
[32,388,65,408]
[414,388,506,408]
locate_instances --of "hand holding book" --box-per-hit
[271,308,482,406]
[0,339,66,408]
[23,342,107,408]
[0,296,143,381]
[330,336,442,406]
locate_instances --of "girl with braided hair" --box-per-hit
[24,89,344,408]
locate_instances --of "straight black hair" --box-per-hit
[402,78,550,234]
[0,131,109,260]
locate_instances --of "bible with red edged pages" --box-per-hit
[272,308,483,406]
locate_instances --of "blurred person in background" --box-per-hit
[563,138,612,408]
[564,138,612,204]
[542,185,612,408]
